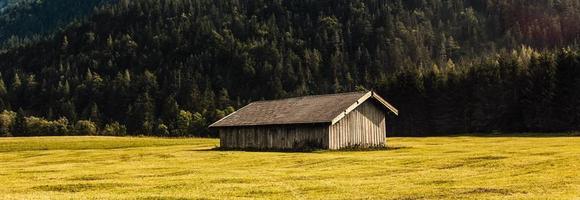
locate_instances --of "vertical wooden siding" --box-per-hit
[219,125,329,149]
[329,101,386,149]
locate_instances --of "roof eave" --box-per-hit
[330,91,398,125]
[210,121,332,128]
[208,102,254,128]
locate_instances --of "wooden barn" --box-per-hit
[209,91,398,150]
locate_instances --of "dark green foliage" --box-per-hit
[0,0,579,136]
[25,117,69,136]
[384,48,580,135]
[0,0,113,46]
[101,121,126,136]
[11,108,26,136]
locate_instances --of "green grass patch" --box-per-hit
[0,135,578,199]
[0,136,211,152]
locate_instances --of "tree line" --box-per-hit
[384,47,580,135]
[0,0,578,136]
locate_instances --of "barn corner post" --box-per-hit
[210,91,398,150]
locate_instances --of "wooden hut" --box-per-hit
[209,91,398,150]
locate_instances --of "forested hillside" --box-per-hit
[0,0,112,47]
[0,0,578,137]
[0,0,6,10]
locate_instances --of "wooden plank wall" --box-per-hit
[328,101,386,149]
[219,125,329,149]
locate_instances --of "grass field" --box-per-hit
[0,136,578,199]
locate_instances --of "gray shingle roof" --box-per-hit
[209,91,397,127]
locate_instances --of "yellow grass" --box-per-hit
[0,136,578,199]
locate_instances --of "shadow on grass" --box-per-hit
[33,183,128,193]
[192,145,410,153]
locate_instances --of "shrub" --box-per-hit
[25,116,69,136]
[156,123,170,137]
[50,118,70,135]
[172,110,192,136]
[191,112,208,136]
[74,120,97,135]
[0,110,16,136]
[101,121,126,136]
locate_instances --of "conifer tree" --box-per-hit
[12,108,26,137]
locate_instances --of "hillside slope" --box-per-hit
[0,0,112,46]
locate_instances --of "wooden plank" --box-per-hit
[217,98,388,150]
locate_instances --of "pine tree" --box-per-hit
[89,102,100,125]
[12,108,26,137]
[216,88,230,108]
[0,73,7,98]
[127,92,155,134]
[161,95,180,126]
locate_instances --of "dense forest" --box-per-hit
[0,0,578,137]
[0,0,113,47]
